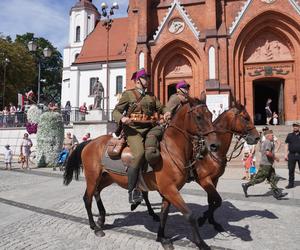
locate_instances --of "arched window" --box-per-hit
[208,46,216,79]
[116,76,123,94]
[89,77,99,96]
[139,52,145,69]
[75,53,79,61]
[76,26,81,42]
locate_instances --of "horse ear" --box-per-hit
[199,91,206,103]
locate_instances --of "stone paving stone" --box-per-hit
[0,165,299,249]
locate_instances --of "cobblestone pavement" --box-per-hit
[0,164,299,250]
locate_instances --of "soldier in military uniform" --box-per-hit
[112,68,171,205]
[166,80,190,118]
[242,130,288,200]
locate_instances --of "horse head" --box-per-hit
[168,92,217,155]
[216,100,260,145]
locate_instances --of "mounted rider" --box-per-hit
[112,68,171,205]
[166,80,190,118]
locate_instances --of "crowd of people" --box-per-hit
[0,103,26,127]
[241,122,300,200]
[2,130,92,171]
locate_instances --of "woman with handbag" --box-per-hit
[20,133,33,169]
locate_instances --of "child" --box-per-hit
[249,164,257,179]
[273,112,278,125]
[4,145,13,170]
[242,152,253,180]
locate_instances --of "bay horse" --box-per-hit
[64,97,215,249]
[196,102,260,231]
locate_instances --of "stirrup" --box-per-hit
[129,189,143,204]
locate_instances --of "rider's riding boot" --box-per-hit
[128,167,143,204]
[272,189,288,200]
[242,182,252,198]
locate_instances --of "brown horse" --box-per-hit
[64,97,215,249]
[196,102,260,231]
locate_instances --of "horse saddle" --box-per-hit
[103,137,153,176]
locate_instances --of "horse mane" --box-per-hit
[213,101,246,127]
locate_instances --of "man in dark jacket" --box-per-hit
[285,122,300,188]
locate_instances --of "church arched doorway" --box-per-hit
[253,78,284,125]
[167,83,177,99]
[151,40,203,103]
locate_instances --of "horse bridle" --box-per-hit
[224,109,256,161]
[166,103,215,171]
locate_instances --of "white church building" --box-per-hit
[61,0,127,117]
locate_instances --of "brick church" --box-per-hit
[66,0,300,124]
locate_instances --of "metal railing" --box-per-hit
[0,108,114,128]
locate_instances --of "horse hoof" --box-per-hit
[94,228,105,237]
[130,201,142,211]
[198,217,206,227]
[157,238,174,250]
[97,218,105,228]
[151,213,160,222]
[196,241,211,250]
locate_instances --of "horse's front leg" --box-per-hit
[160,188,210,250]
[197,178,224,232]
[156,197,172,250]
[142,191,160,221]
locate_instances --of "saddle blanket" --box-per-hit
[102,148,153,191]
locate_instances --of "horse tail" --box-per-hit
[63,140,91,185]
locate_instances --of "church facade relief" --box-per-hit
[244,33,293,63]
[241,31,296,124]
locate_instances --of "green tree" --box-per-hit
[0,37,36,108]
[15,33,63,104]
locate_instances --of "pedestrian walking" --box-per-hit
[4,145,13,170]
[20,133,33,170]
[284,122,300,189]
[242,130,288,200]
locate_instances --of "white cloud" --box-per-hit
[0,0,128,53]
[0,0,70,52]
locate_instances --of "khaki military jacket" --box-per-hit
[166,93,188,117]
[112,88,169,134]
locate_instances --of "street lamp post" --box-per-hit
[28,40,52,104]
[2,57,10,109]
[100,2,119,119]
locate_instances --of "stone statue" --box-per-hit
[93,81,104,109]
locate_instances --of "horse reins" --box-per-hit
[214,110,256,162]
[164,103,215,174]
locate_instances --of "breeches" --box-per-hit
[125,128,145,169]
[250,164,279,190]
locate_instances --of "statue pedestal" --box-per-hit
[86,109,103,121]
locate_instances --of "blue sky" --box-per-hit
[0,0,128,53]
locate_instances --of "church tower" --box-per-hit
[62,0,100,107]
[64,0,100,68]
